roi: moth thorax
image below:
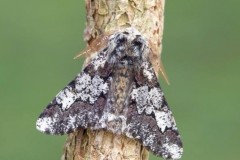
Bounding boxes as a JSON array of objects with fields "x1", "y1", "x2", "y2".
[{"x1": 110, "y1": 67, "x2": 134, "y2": 114}]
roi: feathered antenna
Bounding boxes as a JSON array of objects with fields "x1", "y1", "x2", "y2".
[
  {"x1": 74, "y1": 34, "x2": 110, "y2": 59},
  {"x1": 158, "y1": 59, "x2": 170, "y2": 85}
]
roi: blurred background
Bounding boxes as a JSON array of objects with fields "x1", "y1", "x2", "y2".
[{"x1": 0, "y1": 0, "x2": 239, "y2": 159}]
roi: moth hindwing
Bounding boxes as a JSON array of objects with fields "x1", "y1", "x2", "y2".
[{"x1": 36, "y1": 27, "x2": 183, "y2": 159}]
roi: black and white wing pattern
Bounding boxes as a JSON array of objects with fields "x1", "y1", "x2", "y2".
[
  {"x1": 125, "y1": 61, "x2": 183, "y2": 159},
  {"x1": 36, "y1": 27, "x2": 183, "y2": 159},
  {"x1": 36, "y1": 49, "x2": 113, "y2": 135}
]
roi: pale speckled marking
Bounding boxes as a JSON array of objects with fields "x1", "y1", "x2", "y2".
[
  {"x1": 131, "y1": 86, "x2": 148, "y2": 113},
  {"x1": 91, "y1": 51, "x2": 108, "y2": 71},
  {"x1": 75, "y1": 73, "x2": 109, "y2": 104},
  {"x1": 36, "y1": 114, "x2": 58, "y2": 134},
  {"x1": 162, "y1": 105, "x2": 178, "y2": 131},
  {"x1": 99, "y1": 112, "x2": 128, "y2": 134},
  {"x1": 68, "y1": 115, "x2": 77, "y2": 130},
  {"x1": 147, "y1": 87, "x2": 164, "y2": 109},
  {"x1": 131, "y1": 86, "x2": 175, "y2": 133},
  {"x1": 56, "y1": 86, "x2": 76, "y2": 111},
  {"x1": 143, "y1": 134, "x2": 156, "y2": 146},
  {"x1": 142, "y1": 61, "x2": 155, "y2": 80},
  {"x1": 154, "y1": 110, "x2": 174, "y2": 132},
  {"x1": 162, "y1": 143, "x2": 183, "y2": 160},
  {"x1": 131, "y1": 86, "x2": 164, "y2": 114}
]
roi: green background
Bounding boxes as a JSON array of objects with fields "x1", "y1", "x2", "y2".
[{"x1": 1, "y1": 0, "x2": 239, "y2": 159}]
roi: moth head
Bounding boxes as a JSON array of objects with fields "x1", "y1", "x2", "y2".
[
  {"x1": 107, "y1": 28, "x2": 150, "y2": 66},
  {"x1": 123, "y1": 28, "x2": 150, "y2": 61}
]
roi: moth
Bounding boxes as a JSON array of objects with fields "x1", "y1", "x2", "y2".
[{"x1": 36, "y1": 28, "x2": 183, "y2": 159}]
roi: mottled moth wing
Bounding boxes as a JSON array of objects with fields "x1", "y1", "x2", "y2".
[
  {"x1": 36, "y1": 49, "x2": 112, "y2": 135},
  {"x1": 125, "y1": 61, "x2": 183, "y2": 159}
]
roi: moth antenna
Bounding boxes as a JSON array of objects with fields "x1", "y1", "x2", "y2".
[
  {"x1": 74, "y1": 33, "x2": 111, "y2": 60},
  {"x1": 158, "y1": 59, "x2": 170, "y2": 85},
  {"x1": 74, "y1": 50, "x2": 88, "y2": 59}
]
